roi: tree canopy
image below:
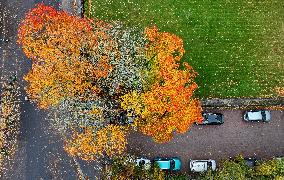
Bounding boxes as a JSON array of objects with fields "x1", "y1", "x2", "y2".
[{"x1": 18, "y1": 4, "x2": 202, "y2": 160}]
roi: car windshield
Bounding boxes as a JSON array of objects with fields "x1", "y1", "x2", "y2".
[
  {"x1": 261, "y1": 111, "x2": 266, "y2": 120},
  {"x1": 208, "y1": 115, "x2": 218, "y2": 122},
  {"x1": 139, "y1": 160, "x2": 145, "y2": 166},
  {"x1": 207, "y1": 162, "x2": 212, "y2": 168},
  {"x1": 170, "y1": 160, "x2": 175, "y2": 169}
]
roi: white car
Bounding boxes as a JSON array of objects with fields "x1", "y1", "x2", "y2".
[
  {"x1": 189, "y1": 160, "x2": 217, "y2": 172},
  {"x1": 136, "y1": 158, "x2": 151, "y2": 170},
  {"x1": 243, "y1": 110, "x2": 271, "y2": 122}
]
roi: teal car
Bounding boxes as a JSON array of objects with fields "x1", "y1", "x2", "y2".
[{"x1": 154, "y1": 157, "x2": 181, "y2": 171}]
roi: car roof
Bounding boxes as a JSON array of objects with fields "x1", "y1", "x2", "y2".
[
  {"x1": 207, "y1": 114, "x2": 219, "y2": 122},
  {"x1": 204, "y1": 113, "x2": 222, "y2": 123},
  {"x1": 247, "y1": 111, "x2": 262, "y2": 120},
  {"x1": 191, "y1": 161, "x2": 207, "y2": 171},
  {"x1": 244, "y1": 158, "x2": 256, "y2": 167},
  {"x1": 156, "y1": 160, "x2": 170, "y2": 169}
]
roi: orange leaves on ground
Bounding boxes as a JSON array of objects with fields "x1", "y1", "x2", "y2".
[
  {"x1": 136, "y1": 26, "x2": 203, "y2": 143},
  {"x1": 64, "y1": 125, "x2": 127, "y2": 161}
]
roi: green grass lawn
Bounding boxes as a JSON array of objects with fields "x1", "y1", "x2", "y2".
[{"x1": 85, "y1": 0, "x2": 284, "y2": 98}]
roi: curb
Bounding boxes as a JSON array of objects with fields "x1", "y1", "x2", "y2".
[{"x1": 202, "y1": 98, "x2": 284, "y2": 109}]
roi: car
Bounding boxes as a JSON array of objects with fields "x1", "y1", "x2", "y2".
[
  {"x1": 243, "y1": 110, "x2": 271, "y2": 122},
  {"x1": 154, "y1": 157, "x2": 181, "y2": 171},
  {"x1": 136, "y1": 157, "x2": 151, "y2": 170},
  {"x1": 244, "y1": 157, "x2": 257, "y2": 167},
  {"x1": 189, "y1": 160, "x2": 217, "y2": 172},
  {"x1": 197, "y1": 112, "x2": 224, "y2": 125}
]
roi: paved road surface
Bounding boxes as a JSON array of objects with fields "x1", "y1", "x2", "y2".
[
  {"x1": 127, "y1": 110, "x2": 284, "y2": 172},
  {"x1": 1, "y1": 0, "x2": 81, "y2": 179}
]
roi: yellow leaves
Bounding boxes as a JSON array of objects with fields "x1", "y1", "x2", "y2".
[
  {"x1": 134, "y1": 26, "x2": 203, "y2": 143},
  {"x1": 24, "y1": 58, "x2": 106, "y2": 108},
  {"x1": 275, "y1": 87, "x2": 284, "y2": 97},
  {"x1": 18, "y1": 4, "x2": 115, "y2": 109},
  {"x1": 64, "y1": 125, "x2": 127, "y2": 160},
  {"x1": 120, "y1": 91, "x2": 143, "y2": 116},
  {"x1": 88, "y1": 106, "x2": 103, "y2": 115}
]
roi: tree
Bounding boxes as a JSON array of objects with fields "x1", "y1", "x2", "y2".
[
  {"x1": 102, "y1": 154, "x2": 165, "y2": 180},
  {"x1": 200, "y1": 155, "x2": 253, "y2": 180},
  {"x1": 254, "y1": 158, "x2": 284, "y2": 179},
  {"x1": 19, "y1": 4, "x2": 202, "y2": 160},
  {"x1": 120, "y1": 26, "x2": 203, "y2": 142},
  {"x1": 18, "y1": 4, "x2": 114, "y2": 108}
]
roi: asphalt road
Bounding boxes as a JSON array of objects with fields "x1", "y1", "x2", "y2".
[
  {"x1": 127, "y1": 110, "x2": 284, "y2": 172},
  {"x1": 0, "y1": 0, "x2": 79, "y2": 179}
]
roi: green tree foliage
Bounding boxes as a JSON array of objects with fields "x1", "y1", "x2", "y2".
[
  {"x1": 200, "y1": 156, "x2": 284, "y2": 180},
  {"x1": 254, "y1": 158, "x2": 284, "y2": 179}
]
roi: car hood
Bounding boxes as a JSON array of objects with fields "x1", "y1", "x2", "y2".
[
  {"x1": 173, "y1": 158, "x2": 181, "y2": 170},
  {"x1": 265, "y1": 111, "x2": 271, "y2": 120}
]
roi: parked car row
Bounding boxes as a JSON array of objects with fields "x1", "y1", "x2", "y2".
[
  {"x1": 136, "y1": 157, "x2": 216, "y2": 172},
  {"x1": 198, "y1": 110, "x2": 272, "y2": 125},
  {"x1": 136, "y1": 156, "x2": 283, "y2": 172}
]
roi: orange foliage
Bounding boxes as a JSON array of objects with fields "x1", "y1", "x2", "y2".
[
  {"x1": 137, "y1": 26, "x2": 203, "y2": 143},
  {"x1": 64, "y1": 125, "x2": 127, "y2": 160},
  {"x1": 18, "y1": 4, "x2": 114, "y2": 108},
  {"x1": 18, "y1": 4, "x2": 94, "y2": 61}
]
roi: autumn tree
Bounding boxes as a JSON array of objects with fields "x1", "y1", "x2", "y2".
[
  {"x1": 18, "y1": 4, "x2": 114, "y2": 108},
  {"x1": 19, "y1": 4, "x2": 202, "y2": 160},
  {"x1": 120, "y1": 26, "x2": 203, "y2": 142}
]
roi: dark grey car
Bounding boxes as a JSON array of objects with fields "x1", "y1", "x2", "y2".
[{"x1": 197, "y1": 113, "x2": 224, "y2": 125}]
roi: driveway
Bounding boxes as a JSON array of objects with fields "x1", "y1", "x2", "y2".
[{"x1": 127, "y1": 110, "x2": 284, "y2": 172}]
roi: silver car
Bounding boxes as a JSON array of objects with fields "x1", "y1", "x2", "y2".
[
  {"x1": 136, "y1": 157, "x2": 151, "y2": 170},
  {"x1": 243, "y1": 110, "x2": 271, "y2": 122},
  {"x1": 189, "y1": 159, "x2": 217, "y2": 172}
]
